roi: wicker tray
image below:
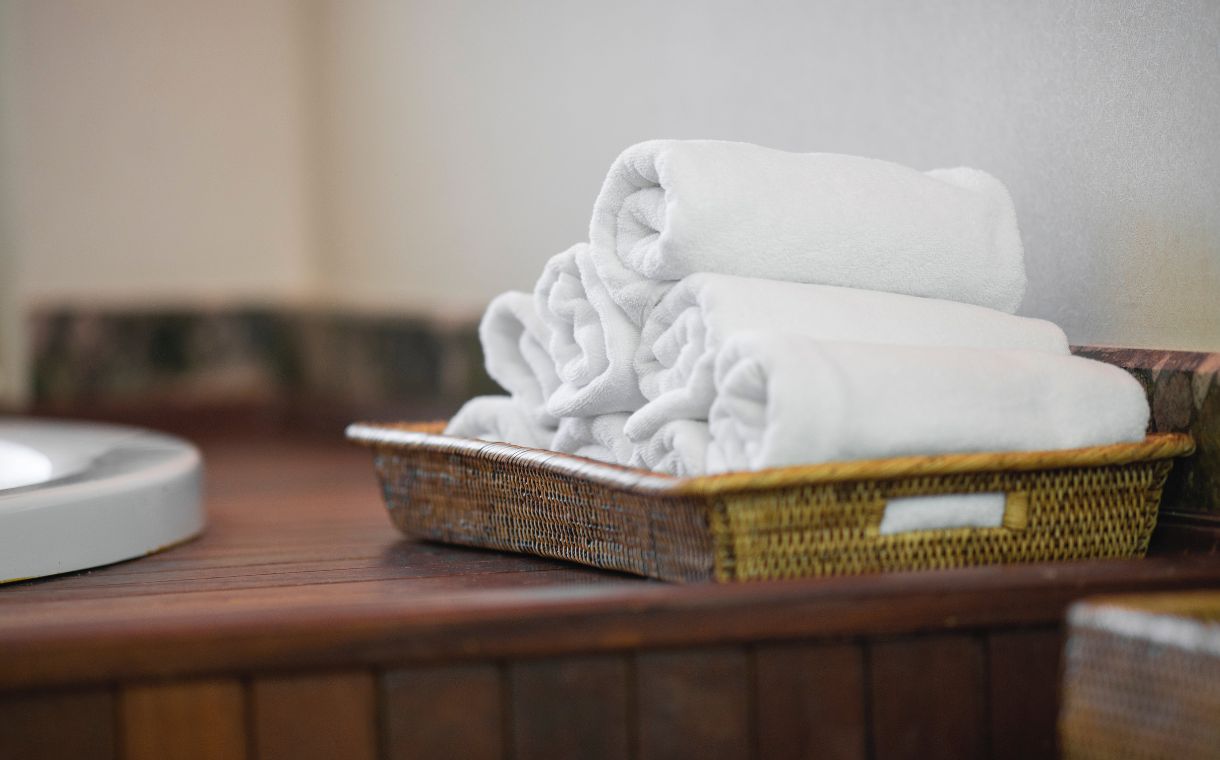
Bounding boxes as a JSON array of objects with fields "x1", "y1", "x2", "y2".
[
  {"x1": 1060, "y1": 590, "x2": 1220, "y2": 760},
  {"x1": 347, "y1": 422, "x2": 1193, "y2": 583}
]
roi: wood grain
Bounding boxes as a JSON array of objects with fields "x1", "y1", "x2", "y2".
[
  {"x1": 381, "y1": 663, "x2": 503, "y2": 760},
  {"x1": 251, "y1": 671, "x2": 377, "y2": 760},
  {"x1": 120, "y1": 679, "x2": 247, "y2": 760},
  {"x1": 2, "y1": 433, "x2": 1218, "y2": 692},
  {"x1": 0, "y1": 687, "x2": 116, "y2": 760},
  {"x1": 755, "y1": 641, "x2": 868, "y2": 760},
  {"x1": 869, "y1": 634, "x2": 987, "y2": 760},
  {"x1": 987, "y1": 628, "x2": 1063, "y2": 760},
  {"x1": 635, "y1": 648, "x2": 752, "y2": 760},
  {"x1": 0, "y1": 428, "x2": 1217, "y2": 759},
  {"x1": 509, "y1": 655, "x2": 631, "y2": 760}
]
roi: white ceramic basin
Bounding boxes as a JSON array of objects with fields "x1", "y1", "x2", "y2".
[{"x1": 0, "y1": 419, "x2": 204, "y2": 583}]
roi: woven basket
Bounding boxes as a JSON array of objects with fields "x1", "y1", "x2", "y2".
[
  {"x1": 1060, "y1": 591, "x2": 1220, "y2": 760},
  {"x1": 347, "y1": 423, "x2": 1192, "y2": 583}
]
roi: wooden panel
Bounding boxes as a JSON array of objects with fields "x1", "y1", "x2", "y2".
[
  {"x1": 509, "y1": 655, "x2": 630, "y2": 760},
  {"x1": 381, "y1": 663, "x2": 502, "y2": 760},
  {"x1": 869, "y1": 634, "x2": 987, "y2": 760},
  {"x1": 755, "y1": 641, "x2": 867, "y2": 760},
  {"x1": 120, "y1": 679, "x2": 246, "y2": 760},
  {"x1": 251, "y1": 671, "x2": 377, "y2": 760},
  {"x1": 635, "y1": 648, "x2": 751, "y2": 760},
  {"x1": 0, "y1": 687, "x2": 116, "y2": 760},
  {"x1": 988, "y1": 628, "x2": 1063, "y2": 760},
  {"x1": 9, "y1": 555, "x2": 1220, "y2": 692}
]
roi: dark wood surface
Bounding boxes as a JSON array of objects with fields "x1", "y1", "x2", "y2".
[
  {"x1": 382, "y1": 663, "x2": 503, "y2": 760},
  {"x1": 120, "y1": 679, "x2": 248, "y2": 760},
  {"x1": 755, "y1": 641, "x2": 868, "y2": 760},
  {"x1": 869, "y1": 634, "x2": 987, "y2": 759},
  {"x1": 1, "y1": 425, "x2": 1218, "y2": 759},
  {"x1": 251, "y1": 671, "x2": 379, "y2": 760}
]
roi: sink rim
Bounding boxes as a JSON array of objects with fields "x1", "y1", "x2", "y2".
[{"x1": 0, "y1": 417, "x2": 205, "y2": 583}]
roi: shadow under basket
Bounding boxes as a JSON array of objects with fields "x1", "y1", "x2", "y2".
[{"x1": 347, "y1": 422, "x2": 1194, "y2": 583}]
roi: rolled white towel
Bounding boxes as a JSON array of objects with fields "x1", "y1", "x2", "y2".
[
  {"x1": 707, "y1": 334, "x2": 1149, "y2": 473},
  {"x1": 551, "y1": 413, "x2": 633, "y2": 465},
  {"x1": 627, "y1": 419, "x2": 710, "y2": 477},
  {"x1": 444, "y1": 395, "x2": 555, "y2": 449},
  {"x1": 590, "y1": 140, "x2": 1026, "y2": 317},
  {"x1": 626, "y1": 274, "x2": 1068, "y2": 440},
  {"x1": 480, "y1": 291, "x2": 560, "y2": 426},
  {"x1": 534, "y1": 243, "x2": 646, "y2": 416}
]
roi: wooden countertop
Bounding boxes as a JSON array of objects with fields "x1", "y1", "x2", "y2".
[
  {"x1": 3, "y1": 429, "x2": 1219, "y2": 692},
  {"x1": 2, "y1": 426, "x2": 1219, "y2": 760}
]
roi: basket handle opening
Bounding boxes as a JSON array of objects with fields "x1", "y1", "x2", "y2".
[{"x1": 877, "y1": 491, "x2": 1029, "y2": 536}]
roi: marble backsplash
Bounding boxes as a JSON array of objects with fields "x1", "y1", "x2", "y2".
[
  {"x1": 1073, "y1": 346, "x2": 1219, "y2": 517},
  {"x1": 20, "y1": 308, "x2": 1219, "y2": 515},
  {"x1": 27, "y1": 308, "x2": 497, "y2": 420}
]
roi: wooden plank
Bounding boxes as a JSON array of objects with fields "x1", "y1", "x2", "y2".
[
  {"x1": 869, "y1": 634, "x2": 987, "y2": 760},
  {"x1": 0, "y1": 687, "x2": 115, "y2": 760},
  {"x1": 6, "y1": 554, "x2": 1220, "y2": 691},
  {"x1": 120, "y1": 678, "x2": 247, "y2": 760},
  {"x1": 381, "y1": 663, "x2": 502, "y2": 760},
  {"x1": 635, "y1": 648, "x2": 751, "y2": 760},
  {"x1": 508, "y1": 655, "x2": 630, "y2": 760},
  {"x1": 251, "y1": 671, "x2": 377, "y2": 760},
  {"x1": 987, "y1": 628, "x2": 1063, "y2": 760},
  {"x1": 4, "y1": 433, "x2": 1220, "y2": 693},
  {"x1": 755, "y1": 641, "x2": 867, "y2": 760}
]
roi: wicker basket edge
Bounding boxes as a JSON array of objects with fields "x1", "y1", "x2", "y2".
[{"x1": 346, "y1": 422, "x2": 1194, "y2": 497}]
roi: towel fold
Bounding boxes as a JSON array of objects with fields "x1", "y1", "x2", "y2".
[
  {"x1": 534, "y1": 243, "x2": 646, "y2": 416},
  {"x1": 627, "y1": 419, "x2": 710, "y2": 477},
  {"x1": 551, "y1": 413, "x2": 633, "y2": 464},
  {"x1": 480, "y1": 291, "x2": 560, "y2": 425},
  {"x1": 590, "y1": 140, "x2": 1026, "y2": 317},
  {"x1": 444, "y1": 395, "x2": 555, "y2": 449},
  {"x1": 626, "y1": 274, "x2": 1069, "y2": 440},
  {"x1": 707, "y1": 334, "x2": 1149, "y2": 473}
]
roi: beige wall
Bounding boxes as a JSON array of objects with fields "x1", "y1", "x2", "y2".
[
  {"x1": 3, "y1": 0, "x2": 1218, "y2": 380},
  {"x1": 1, "y1": 0, "x2": 318, "y2": 306}
]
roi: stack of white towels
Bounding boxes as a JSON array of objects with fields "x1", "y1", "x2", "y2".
[{"x1": 448, "y1": 140, "x2": 1149, "y2": 476}]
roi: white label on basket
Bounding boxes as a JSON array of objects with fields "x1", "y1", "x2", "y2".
[{"x1": 879, "y1": 492, "x2": 1006, "y2": 535}]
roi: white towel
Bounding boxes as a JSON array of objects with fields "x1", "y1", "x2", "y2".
[
  {"x1": 551, "y1": 413, "x2": 633, "y2": 465},
  {"x1": 707, "y1": 334, "x2": 1149, "y2": 473},
  {"x1": 444, "y1": 395, "x2": 555, "y2": 449},
  {"x1": 626, "y1": 274, "x2": 1068, "y2": 441},
  {"x1": 534, "y1": 243, "x2": 646, "y2": 416},
  {"x1": 479, "y1": 291, "x2": 560, "y2": 425},
  {"x1": 627, "y1": 420, "x2": 710, "y2": 477},
  {"x1": 590, "y1": 140, "x2": 1026, "y2": 317}
]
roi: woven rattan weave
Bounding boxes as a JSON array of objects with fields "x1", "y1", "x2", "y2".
[
  {"x1": 347, "y1": 423, "x2": 1193, "y2": 583},
  {"x1": 1061, "y1": 591, "x2": 1220, "y2": 760}
]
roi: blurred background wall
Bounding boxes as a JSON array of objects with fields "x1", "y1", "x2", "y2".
[{"x1": 2, "y1": 0, "x2": 1218, "y2": 409}]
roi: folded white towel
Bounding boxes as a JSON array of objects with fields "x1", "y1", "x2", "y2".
[
  {"x1": 707, "y1": 334, "x2": 1149, "y2": 473},
  {"x1": 480, "y1": 291, "x2": 560, "y2": 425},
  {"x1": 627, "y1": 419, "x2": 710, "y2": 477},
  {"x1": 534, "y1": 244, "x2": 646, "y2": 416},
  {"x1": 626, "y1": 274, "x2": 1069, "y2": 440},
  {"x1": 444, "y1": 395, "x2": 555, "y2": 449},
  {"x1": 551, "y1": 413, "x2": 633, "y2": 465},
  {"x1": 590, "y1": 140, "x2": 1026, "y2": 316}
]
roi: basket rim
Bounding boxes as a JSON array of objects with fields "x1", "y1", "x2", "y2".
[
  {"x1": 345, "y1": 421, "x2": 1194, "y2": 497},
  {"x1": 1069, "y1": 592, "x2": 1220, "y2": 656}
]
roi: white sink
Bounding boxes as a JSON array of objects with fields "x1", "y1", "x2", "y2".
[
  {"x1": 0, "y1": 439, "x2": 54, "y2": 490},
  {"x1": 0, "y1": 419, "x2": 204, "y2": 583}
]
